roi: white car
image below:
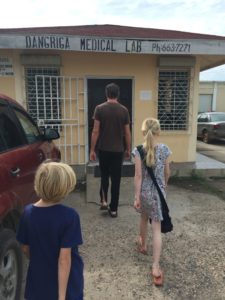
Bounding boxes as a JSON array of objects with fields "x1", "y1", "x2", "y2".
[{"x1": 197, "y1": 112, "x2": 225, "y2": 143}]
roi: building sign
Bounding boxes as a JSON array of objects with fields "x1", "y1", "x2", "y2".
[
  {"x1": 0, "y1": 34, "x2": 225, "y2": 55},
  {"x1": 26, "y1": 36, "x2": 70, "y2": 50},
  {"x1": 0, "y1": 57, "x2": 14, "y2": 76},
  {"x1": 79, "y1": 38, "x2": 192, "y2": 54}
]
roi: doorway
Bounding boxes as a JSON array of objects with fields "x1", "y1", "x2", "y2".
[{"x1": 87, "y1": 78, "x2": 133, "y2": 155}]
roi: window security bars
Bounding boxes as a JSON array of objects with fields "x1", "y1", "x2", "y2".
[
  {"x1": 25, "y1": 67, "x2": 60, "y2": 126},
  {"x1": 24, "y1": 68, "x2": 86, "y2": 165},
  {"x1": 157, "y1": 70, "x2": 190, "y2": 130}
]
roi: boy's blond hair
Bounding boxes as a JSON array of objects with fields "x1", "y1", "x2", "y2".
[{"x1": 34, "y1": 161, "x2": 76, "y2": 203}]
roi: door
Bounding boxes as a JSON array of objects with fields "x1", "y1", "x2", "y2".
[
  {"x1": 199, "y1": 94, "x2": 212, "y2": 113},
  {"x1": 87, "y1": 78, "x2": 132, "y2": 155}
]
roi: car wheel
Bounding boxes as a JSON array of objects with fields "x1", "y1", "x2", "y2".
[
  {"x1": 0, "y1": 229, "x2": 23, "y2": 300},
  {"x1": 202, "y1": 130, "x2": 209, "y2": 143}
]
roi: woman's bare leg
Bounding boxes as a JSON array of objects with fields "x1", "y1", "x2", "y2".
[
  {"x1": 139, "y1": 213, "x2": 149, "y2": 250},
  {"x1": 151, "y1": 220, "x2": 162, "y2": 276}
]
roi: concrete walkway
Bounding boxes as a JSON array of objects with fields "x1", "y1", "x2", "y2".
[
  {"x1": 195, "y1": 152, "x2": 225, "y2": 169},
  {"x1": 171, "y1": 152, "x2": 225, "y2": 177}
]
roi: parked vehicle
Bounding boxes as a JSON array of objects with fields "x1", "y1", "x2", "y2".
[
  {"x1": 197, "y1": 112, "x2": 225, "y2": 143},
  {"x1": 0, "y1": 94, "x2": 61, "y2": 300}
]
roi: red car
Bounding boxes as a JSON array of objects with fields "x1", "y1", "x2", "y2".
[{"x1": 0, "y1": 94, "x2": 61, "y2": 299}]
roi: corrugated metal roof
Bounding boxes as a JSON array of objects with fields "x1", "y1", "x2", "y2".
[{"x1": 0, "y1": 24, "x2": 225, "y2": 40}]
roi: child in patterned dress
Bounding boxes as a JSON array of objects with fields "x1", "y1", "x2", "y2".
[{"x1": 132, "y1": 117, "x2": 171, "y2": 286}]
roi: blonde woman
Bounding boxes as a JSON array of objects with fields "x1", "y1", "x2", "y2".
[
  {"x1": 17, "y1": 161, "x2": 84, "y2": 300},
  {"x1": 132, "y1": 118, "x2": 171, "y2": 286}
]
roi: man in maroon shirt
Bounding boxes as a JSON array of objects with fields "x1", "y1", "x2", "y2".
[{"x1": 90, "y1": 83, "x2": 131, "y2": 217}]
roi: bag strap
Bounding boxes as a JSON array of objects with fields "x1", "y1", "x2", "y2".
[
  {"x1": 146, "y1": 165, "x2": 169, "y2": 213},
  {"x1": 136, "y1": 145, "x2": 169, "y2": 212},
  {"x1": 136, "y1": 145, "x2": 145, "y2": 160}
]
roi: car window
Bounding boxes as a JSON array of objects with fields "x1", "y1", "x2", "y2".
[
  {"x1": 0, "y1": 103, "x2": 23, "y2": 152},
  {"x1": 14, "y1": 109, "x2": 42, "y2": 144},
  {"x1": 210, "y1": 114, "x2": 225, "y2": 122},
  {"x1": 0, "y1": 134, "x2": 7, "y2": 152},
  {"x1": 198, "y1": 114, "x2": 208, "y2": 122},
  {"x1": 197, "y1": 114, "x2": 202, "y2": 121}
]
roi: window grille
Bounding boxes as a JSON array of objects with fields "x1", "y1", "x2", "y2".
[
  {"x1": 25, "y1": 67, "x2": 61, "y2": 128},
  {"x1": 157, "y1": 70, "x2": 190, "y2": 130},
  {"x1": 24, "y1": 70, "x2": 86, "y2": 164}
]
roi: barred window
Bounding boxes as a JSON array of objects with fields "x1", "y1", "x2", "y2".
[
  {"x1": 25, "y1": 67, "x2": 61, "y2": 127},
  {"x1": 157, "y1": 70, "x2": 190, "y2": 130}
]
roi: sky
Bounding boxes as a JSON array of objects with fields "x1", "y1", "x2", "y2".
[{"x1": 1, "y1": 0, "x2": 225, "y2": 81}]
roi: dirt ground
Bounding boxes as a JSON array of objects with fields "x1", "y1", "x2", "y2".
[
  {"x1": 21, "y1": 177, "x2": 225, "y2": 300},
  {"x1": 169, "y1": 176, "x2": 225, "y2": 200}
]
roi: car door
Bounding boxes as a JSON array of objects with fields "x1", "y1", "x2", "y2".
[
  {"x1": 197, "y1": 113, "x2": 204, "y2": 136},
  {"x1": 0, "y1": 100, "x2": 35, "y2": 216},
  {"x1": 217, "y1": 122, "x2": 225, "y2": 138},
  {"x1": 214, "y1": 114, "x2": 225, "y2": 139},
  {"x1": 10, "y1": 105, "x2": 53, "y2": 206}
]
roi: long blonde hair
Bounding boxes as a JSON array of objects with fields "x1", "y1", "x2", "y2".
[
  {"x1": 34, "y1": 161, "x2": 76, "y2": 203},
  {"x1": 141, "y1": 118, "x2": 160, "y2": 166}
]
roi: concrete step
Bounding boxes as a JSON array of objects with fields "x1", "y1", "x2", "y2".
[{"x1": 86, "y1": 161, "x2": 135, "y2": 177}]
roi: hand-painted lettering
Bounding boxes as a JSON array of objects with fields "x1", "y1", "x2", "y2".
[
  {"x1": 126, "y1": 40, "x2": 142, "y2": 52},
  {"x1": 80, "y1": 38, "x2": 116, "y2": 52},
  {"x1": 25, "y1": 36, "x2": 70, "y2": 49},
  {"x1": 152, "y1": 42, "x2": 191, "y2": 53}
]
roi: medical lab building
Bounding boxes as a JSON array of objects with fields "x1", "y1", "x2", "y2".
[{"x1": 1, "y1": 24, "x2": 225, "y2": 177}]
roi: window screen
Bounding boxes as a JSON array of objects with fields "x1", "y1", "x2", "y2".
[{"x1": 157, "y1": 70, "x2": 190, "y2": 130}]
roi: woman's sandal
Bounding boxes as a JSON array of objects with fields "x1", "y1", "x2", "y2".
[
  {"x1": 136, "y1": 236, "x2": 148, "y2": 255},
  {"x1": 151, "y1": 269, "x2": 164, "y2": 286}
]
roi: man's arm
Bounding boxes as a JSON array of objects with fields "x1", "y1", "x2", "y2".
[
  {"x1": 124, "y1": 124, "x2": 131, "y2": 159},
  {"x1": 58, "y1": 248, "x2": 71, "y2": 300},
  {"x1": 90, "y1": 119, "x2": 100, "y2": 161}
]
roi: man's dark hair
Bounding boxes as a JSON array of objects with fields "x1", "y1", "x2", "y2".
[{"x1": 105, "y1": 83, "x2": 120, "y2": 99}]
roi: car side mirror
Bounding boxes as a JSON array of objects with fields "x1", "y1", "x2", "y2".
[{"x1": 43, "y1": 128, "x2": 60, "y2": 140}]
